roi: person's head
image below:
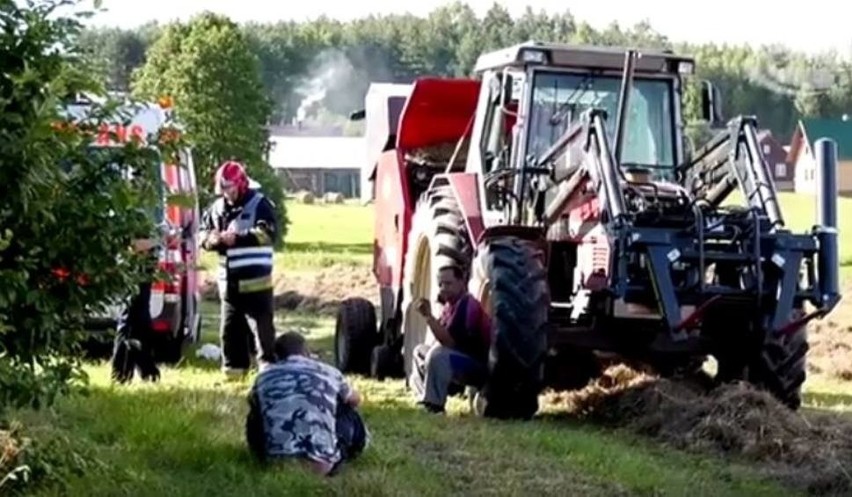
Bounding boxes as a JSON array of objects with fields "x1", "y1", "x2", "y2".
[
  {"x1": 437, "y1": 265, "x2": 466, "y2": 304},
  {"x1": 274, "y1": 332, "x2": 307, "y2": 361},
  {"x1": 214, "y1": 160, "x2": 249, "y2": 204}
]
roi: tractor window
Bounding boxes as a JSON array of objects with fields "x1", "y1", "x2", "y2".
[{"x1": 527, "y1": 71, "x2": 676, "y2": 177}]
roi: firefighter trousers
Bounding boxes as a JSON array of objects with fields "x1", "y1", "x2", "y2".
[
  {"x1": 220, "y1": 288, "x2": 277, "y2": 370},
  {"x1": 111, "y1": 280, "x2": 160, "y2": 383}
]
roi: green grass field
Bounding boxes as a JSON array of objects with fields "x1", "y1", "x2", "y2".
[{"x1": 5, "y1": 193, "x2": 852, "y2": 497}]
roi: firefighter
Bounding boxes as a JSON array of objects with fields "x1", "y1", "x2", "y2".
[
  {"x1": 110, "y1": 236, "x2": 162, "y2": 384},
  {"x1": 200, "y1": 160, "x2": 278, "y2": 378}
]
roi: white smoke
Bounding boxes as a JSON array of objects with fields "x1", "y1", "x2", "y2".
[
  {"x1": 747, "y1": 48, "x2": 841, "y2": 96},
  {"x1": 294, "y1": 50, "x2": 357, "y2": 125}
]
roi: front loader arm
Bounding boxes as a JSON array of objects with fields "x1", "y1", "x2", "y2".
[
  {"x1": 678, "y1": 116, "x2": 784, "y2": 228},
  {"x1": 540, "y1": 109, "x2": 628, "y2": 227}
]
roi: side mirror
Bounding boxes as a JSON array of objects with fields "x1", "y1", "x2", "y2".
[{"x1": 700, "y1": 81, "x2": 723, "y2": 126}]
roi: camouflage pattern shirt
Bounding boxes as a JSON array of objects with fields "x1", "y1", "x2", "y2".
[{"x1": 251, "y1": 355, "x2": 353, "y2": 466}]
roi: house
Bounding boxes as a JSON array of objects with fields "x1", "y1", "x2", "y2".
[
  {"x1": 267, "y1": 135, "x2": 365, "y2": 198},
  {"x1": 787, "y1": 117, "x2": 852, "y2": 195},
  {"x1": 757, "y1": 130, "x2": 794, "y2": 191}
]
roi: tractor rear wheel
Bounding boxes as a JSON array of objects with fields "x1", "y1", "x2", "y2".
[
  {"x1": 335, "y1": 297, "x2": 378, "y2": 375},
  {"x1": 470, "y1": 236, "x2": 549, "y2": 420},
  {"x1": 400, "y1": 186, "x2": 472, "y2": 379}
]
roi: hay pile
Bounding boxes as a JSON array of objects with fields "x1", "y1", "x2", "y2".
[
  {"x1": 323, "y1": 192, "x2": 344, "y2": 204},
  {"x1": 546, "y1": 365, "x2": 852, "y2": 496},
  {"x1": 294, "y1": 190, "x2": 315, "y2": 204}
]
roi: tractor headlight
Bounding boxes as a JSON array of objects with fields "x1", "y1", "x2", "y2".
[{"x1": 677, "y1": 61, "x2": 694, "y2": 75}]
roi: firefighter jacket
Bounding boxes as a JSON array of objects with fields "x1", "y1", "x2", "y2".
[{"x1": 200, "y1": 189, "x2": 277, "y2": 298}]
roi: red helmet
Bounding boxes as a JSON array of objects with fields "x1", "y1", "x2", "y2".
[{"x1": 214, "y1": 160, "x2": 249, "y2": 196}]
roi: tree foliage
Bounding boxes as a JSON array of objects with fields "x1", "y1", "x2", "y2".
[
  {"x1": 82, "y1": 3, "x2": 852, "y2": 141},
  {"x1": 0, "y1": 0, "x2": 169, "y2": 412},
  {"x1": 131, "y1": 13, "x2": 288, "y2": 243}
]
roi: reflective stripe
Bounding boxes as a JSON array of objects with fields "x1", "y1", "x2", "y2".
[
  {"x1": 227, "y1": 246, "x2": 273, "y2": 257},
  {"x1": 229, "y1": 257, "x2": 273, "y2": 269}
]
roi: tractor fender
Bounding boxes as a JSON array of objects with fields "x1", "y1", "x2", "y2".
[{"x1": 428, "y1": 172, "x2": 484, "y2": 247}]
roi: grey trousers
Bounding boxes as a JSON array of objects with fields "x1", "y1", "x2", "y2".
[{"x1": 410, "y1": 343, "x2": 487, "y2": 408}]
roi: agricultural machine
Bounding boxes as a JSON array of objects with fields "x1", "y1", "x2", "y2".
[{"x1": 335, "y1": 41, "x2": 841, "y2": 420}]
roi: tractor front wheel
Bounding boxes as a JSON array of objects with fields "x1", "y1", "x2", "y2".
[
  {"x1": 470, "y1": 236, "x2": 549, "y2": 420},
  {"x1": 748, "y1": 324, "x2": 808, "y2": 410}
]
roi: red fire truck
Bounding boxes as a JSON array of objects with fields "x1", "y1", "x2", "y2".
[{"x1": 65, "y1": 95, "x2": 202, "y2": 363}]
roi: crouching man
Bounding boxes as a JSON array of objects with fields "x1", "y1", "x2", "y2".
[
  {"x1": 410, "y1": 266, "x2": 492, "y2": 414},
  {"x1": 245, "y1": 332, "x2": 369, "y2": 476}
]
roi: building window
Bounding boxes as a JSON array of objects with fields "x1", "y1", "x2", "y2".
[
  {"x1": 763, "y1": 144, "x2": 771, "y2": 155},
  {"x1": 775, "y1": 163, "x2": 787, "y2": 178}
]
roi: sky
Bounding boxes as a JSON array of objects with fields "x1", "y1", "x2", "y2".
[{"x1": 82, "y1": 0, "x2": 851, "y2": 57}]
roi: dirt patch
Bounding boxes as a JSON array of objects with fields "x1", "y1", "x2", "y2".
[
  {"x1": 200, "y1": 264, "x2": 377, "y2": 314},
  {"x1": 808, "y1": 285, "x2": 852, "y2": 380},
  {"x1": 544, "y1": 365, "x2": 852, "y2": 496}
]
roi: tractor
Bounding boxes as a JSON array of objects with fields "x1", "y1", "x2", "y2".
[{"x1": 335, "y1": 41, "x2": 841, "y2": 420}]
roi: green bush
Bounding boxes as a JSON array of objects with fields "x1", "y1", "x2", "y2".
[{"x1": 0, "y1": 0, "x2": 175, "y2": 412}]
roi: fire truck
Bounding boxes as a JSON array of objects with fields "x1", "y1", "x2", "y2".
[{"x1": 64, "y1": 95, "x2": 202, "y2": 363}]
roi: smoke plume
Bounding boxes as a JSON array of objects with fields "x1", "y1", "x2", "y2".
[{"x1": 294, "y1": 50, "x2": 358, "y2": 124}]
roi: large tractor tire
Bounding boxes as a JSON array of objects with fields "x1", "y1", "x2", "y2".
[
  {"x1": 710, "y1": 307, "x2": 808, "y2": 410},
  {"x1": 335, "y1": 297, "x2": 379, "y2": 375},
  {"x1": 747, "y1": 324, "x2": 808, "y2": 410},
  {"x1": 469, "y1": 236, "x2": 549, "y2": 420},
  {"x1": 399, "y1": 186, "x2": 472, "y2": 380}
]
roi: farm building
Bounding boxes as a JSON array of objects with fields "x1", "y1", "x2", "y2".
[
  {"x1": 757, "y1": 130, "x2": 794, "y2": 191},
  {"x1": 787, "y1": 117, "x2": 852, "y2": 195},
  {"x1": 267, "y1": 136, "x2": 366, "y2": 199}
]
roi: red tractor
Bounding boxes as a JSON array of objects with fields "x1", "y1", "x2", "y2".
[{"x1": 336, "y1": 41, "x2": 841, "y2": 420}]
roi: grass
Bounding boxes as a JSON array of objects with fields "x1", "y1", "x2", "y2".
[
  {"x1": 6, "y1": 191, "x2": 852, "y2": 496},
  {"x1": 10, "y1": 309, "x2": 797, "y2": 497},
  {"x1": 199, "y1": 201, "x2": 373, "y2": 272}
]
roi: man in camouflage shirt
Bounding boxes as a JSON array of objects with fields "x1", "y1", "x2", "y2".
[{"x1": 245, "y1": 332, "x2": 369, "y2": 475}]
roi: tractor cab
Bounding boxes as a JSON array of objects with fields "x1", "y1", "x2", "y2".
[{"x1": 465, "y1": 42, "x2": 699, "y2": 225}]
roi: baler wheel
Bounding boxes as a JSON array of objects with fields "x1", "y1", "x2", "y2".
[{"x1": 334, "y1": 297, "x2": 378, "y2": 375}]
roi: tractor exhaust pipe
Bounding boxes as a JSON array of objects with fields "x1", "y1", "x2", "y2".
[
  {"x1": 613, "y1": 50, "x2": 636, "y2": 165},
  {"x1": 814, "y1": 138, "x2": 840, "y2": 310}
]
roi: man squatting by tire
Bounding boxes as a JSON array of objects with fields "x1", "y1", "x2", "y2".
[
  {"x1": 411, "y1": 266, "x2": 492, "y2": 413},
  {"x1": 200, "y1": 160, "x2": 278, "y2": 377}
]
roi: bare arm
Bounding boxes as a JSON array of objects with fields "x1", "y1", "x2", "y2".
[
  {"x1": 415, "y1": 298, "x2": 455, "y2": 348},
  {"x1": 424, "y1": 314, "x2": 455, "y2": 348},
  {"x1": 345, "y1": 388, "x2": 362, "y2": 408}
]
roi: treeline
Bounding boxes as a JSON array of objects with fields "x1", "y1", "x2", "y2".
[{"x1": 80, "y1": 2, "x2": 852, "y2": 140}]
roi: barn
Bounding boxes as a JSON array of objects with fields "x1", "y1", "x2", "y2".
[{"x1": 267, "y1": 135, "x2": 366, "y2": 199}]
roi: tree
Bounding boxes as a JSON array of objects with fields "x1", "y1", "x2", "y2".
[
  {"x1": 0, "y1": 0, "x2": 167, "y2": 412},
  {"x1": 131, "y1": 12, "x2": 289, "y2": 243}
]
